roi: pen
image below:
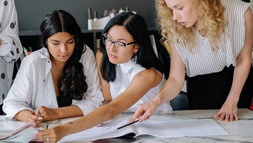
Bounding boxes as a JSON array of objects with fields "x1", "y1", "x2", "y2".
[
  {"x1": 35, "y1": 110, "x2": 43, "y2": 120},
  {"x1": 35, "y1": 110, "x2": 39, "y2": 116},
  {"x1": 117, "y1": 120, "x2": 139, "y2": 130}
]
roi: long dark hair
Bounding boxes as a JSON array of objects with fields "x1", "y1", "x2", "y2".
[
  {"x1": 40, "y1": 10, "x2": 87, "y2": 100},
  {"x1": 100, "y1": 12, "x2": 164, "y2": 82}
]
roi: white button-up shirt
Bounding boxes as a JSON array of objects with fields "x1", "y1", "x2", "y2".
[
  {"x1": 3, "y1": 47, "x2": 104, "y2": 118},
  {"x1": 109, "y1": 60, "x2": 172, "y2": 113},
  {"x1": 0, "y1": 0, "x2": 23, "y2": 104}
]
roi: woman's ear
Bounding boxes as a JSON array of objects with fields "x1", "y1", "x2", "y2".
[{"x1": 133, "y1": 44, "x2": 140, "y2": 54}]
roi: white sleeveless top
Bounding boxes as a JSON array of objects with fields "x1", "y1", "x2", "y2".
[
  {"x1": 174, "y1": 0, "x2": 251, "y2": 77},
  {"x1": 109, "y1": 60, "x2": 172, "y2": 113}
]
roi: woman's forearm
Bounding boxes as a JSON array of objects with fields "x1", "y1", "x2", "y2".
[
  {"x1": 54, "y1": 105, "x2": 83, "y2": 119},
  {"x1": 60, "y1": 103, "x2": 121, "y2": 136},
  {"x1": 228, "y1": 57, "x2": 251, "y2": 101},
  {"x1": 154, "y1": 77, "x2": 185, "y2": 106}
]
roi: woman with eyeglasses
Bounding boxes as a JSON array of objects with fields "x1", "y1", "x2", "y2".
[{"x1": 35, "y1": 12, "x2": 172, "y2": 142}]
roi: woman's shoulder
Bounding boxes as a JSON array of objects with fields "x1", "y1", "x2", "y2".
[
  {"x1": 79, "y1": 45, "x2": 97, "y2": 68},
  {"x1": 80, "y1": 45, "x2": 95, "y2": 60},
  {"x1": 131, "y1": 63, "x2": 162, "y2": 83},
  {"x1": 17, "y1": 48, "x2": 48, "y2": 75},
  {"x1": 222, "y1": 0, "x2": 250, "y2": 13},
  {"x1": 131, "y1": 68, "x2": 163, "y2": 89},
  {"x1": 95, "y1": 49, "x2": 103, "y2": 60},
  {"x1": 135, "y1": 68, "x2": 159, "y2": 78},
  {"x1": 21, "y1": 48, "x2": 49, "y2": 65}
]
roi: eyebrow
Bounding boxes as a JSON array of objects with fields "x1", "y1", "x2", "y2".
[
  {"x1": 173, "y1": 4, "x2": 180, "y2": 8},
  {"x1": 67, "y1": 37, "x2": 75, "y2": 41},
  {"x1": 170, "y1": 3, "x2": 182, "y2": 9},
  {"x1": 50, "y1": 37, "x2": 75, "y2": 42},
  {"x1": 106, "y1": 33, "x2": 128, "y2": 42}
]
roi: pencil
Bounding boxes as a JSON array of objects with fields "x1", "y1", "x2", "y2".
[{"x1": 117, "y1": 120, "x2": 139, "y2": 130}]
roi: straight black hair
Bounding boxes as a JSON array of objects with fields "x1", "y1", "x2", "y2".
[
  {"x1": 40, "y1": 10, "x2": 87, "y2": 100},
  {"x1": 100, "y1": 12, "x2": 164, "y2": 82}
]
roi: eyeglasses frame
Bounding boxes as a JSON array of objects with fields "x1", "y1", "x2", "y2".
[{"x1": 102, "y1": 34, "x2": 137, "y2": 48}]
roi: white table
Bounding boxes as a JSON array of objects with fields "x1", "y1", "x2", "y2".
[
  {"x1": 1, "y1": 109, "x2": 253, "y2": 143},
  {"x1": 135, "y1": 109, "x2": 253, "y2": 143}
]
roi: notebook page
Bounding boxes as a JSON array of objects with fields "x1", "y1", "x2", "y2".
[
  {"x1": 135, "y1": 119, "x2": 229, "y2": 138},
  {"x1": 59, "y1": 117, "x2": 136, "y2": 142}
]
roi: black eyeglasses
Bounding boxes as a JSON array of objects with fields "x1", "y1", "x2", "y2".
[{"x1": 102, "y1": 35, "x2": 137, "y2": 49}]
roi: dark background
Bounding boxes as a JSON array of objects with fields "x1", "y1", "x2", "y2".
[
  {"x1": 14, "y1": 0, "x2": 251, "y2": 52},
  {"x1": 14, "y1": 0, "x2": 157, "y2": 32}
]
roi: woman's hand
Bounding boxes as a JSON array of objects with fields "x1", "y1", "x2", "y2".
[
  {"x1": 35, "y1": 106, "x2": 59, "y2": 121},
  {"x1": 130, "y1": 100, "x2": 158, "y2": 122},
  {"x1": 14, "y1": 110, "x2": 42, "y2": 125},
  {"x1": 36, "y1": 124, "x2": 69, "y2": 143},
  {"x1": 213, "y1": 97, "x2": 238, "y2": 122}
]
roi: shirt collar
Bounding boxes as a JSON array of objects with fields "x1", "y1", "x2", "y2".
[
  {"x1": 36, "y1": 47, "x2": 50, "y2": 59},
  {"x1": 118, "y1": 59, "x2": 137, "y2": 73},
  {"x1": 36, "y1": 48, "x2": 52, "y2": 81}
]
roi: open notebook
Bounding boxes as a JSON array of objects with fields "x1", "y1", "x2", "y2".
[
  {"x1": 59, "y1": 115, "x2": 229, "y2": 142},
  {"x1": 0, "y1": 121, "x2": 37, "y2": 142}
]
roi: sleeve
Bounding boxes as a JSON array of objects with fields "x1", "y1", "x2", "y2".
[
  {"x1": 0, "y1": 0, "x2": 23, "y2": 62},
  {"x1": 130, "y1": 64, "x2": 146, "y2": 82},
  {"x1": 250, "y1": 0, "x2": 253, "y2": 12},
  {"x1": 232, "y1": 1, "x2": 251, "y2": 57},
  {"x1": 3, "y1": 56, "x2": 35, "y2": 119},
  {"x1": 72, "y1": 46, "x2": 104, "y2": 115}
]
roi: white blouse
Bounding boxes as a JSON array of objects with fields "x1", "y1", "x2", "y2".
[
  {"x1": 109, "y1": 60, "x2": 172, "y2": 113},
  {"x1": 3, "y1": 47, "x2": 104, "y2": 118},
  {"x1": 174, "y1": 0, "x2": 251, "y2": 77},
  {"x1": 0, "y1": 0, "x2": 22, "y2": 104}
]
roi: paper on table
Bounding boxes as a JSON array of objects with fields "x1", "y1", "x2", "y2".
[
  {"x1": 4, "y1": 127, "x2": 38, "y2": 142},
  {"x1": 0, "y1": 122, "x2": 38, "y2": 142},
  {"x1": 0, "y1": 119, "x2": 27, "y2": 138},
  {"x1": 59, "y1": 116, "x2": 229, "y2": 142}
]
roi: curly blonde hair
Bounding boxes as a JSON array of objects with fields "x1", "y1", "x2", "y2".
[{"x1": 156, "y1": 0, "x2": 228, "y2": 51}]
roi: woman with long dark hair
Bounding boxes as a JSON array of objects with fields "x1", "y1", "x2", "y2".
[
  {"x1": 3, "y1": 10, "x2": 103, "y2": 123},
  {"x1": 35, "y1": 12, "x2": 172, "y2": 142}
]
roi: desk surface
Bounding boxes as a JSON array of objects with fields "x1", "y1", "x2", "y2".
[
  {"x1": 134, "y1": 109, "x2": 253, "y2": 143},
  {"x1": 1, "y1": 109, "x2": 253, "y2": 143},
  {"x1": 61, "y1": 109, "x2": 253, "y2": 143}
]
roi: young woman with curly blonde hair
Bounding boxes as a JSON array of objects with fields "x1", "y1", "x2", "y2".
[{"x1": 132, "y1": 0, "x2": 253, "y2": 122}]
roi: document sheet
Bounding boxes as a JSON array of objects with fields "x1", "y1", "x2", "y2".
[
  {"x1": 59, "y1": 115, "x2": 229, "y2": 142},
  {"x1": 0, "y1": 120, "x2": 37, "y2": 142}
]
